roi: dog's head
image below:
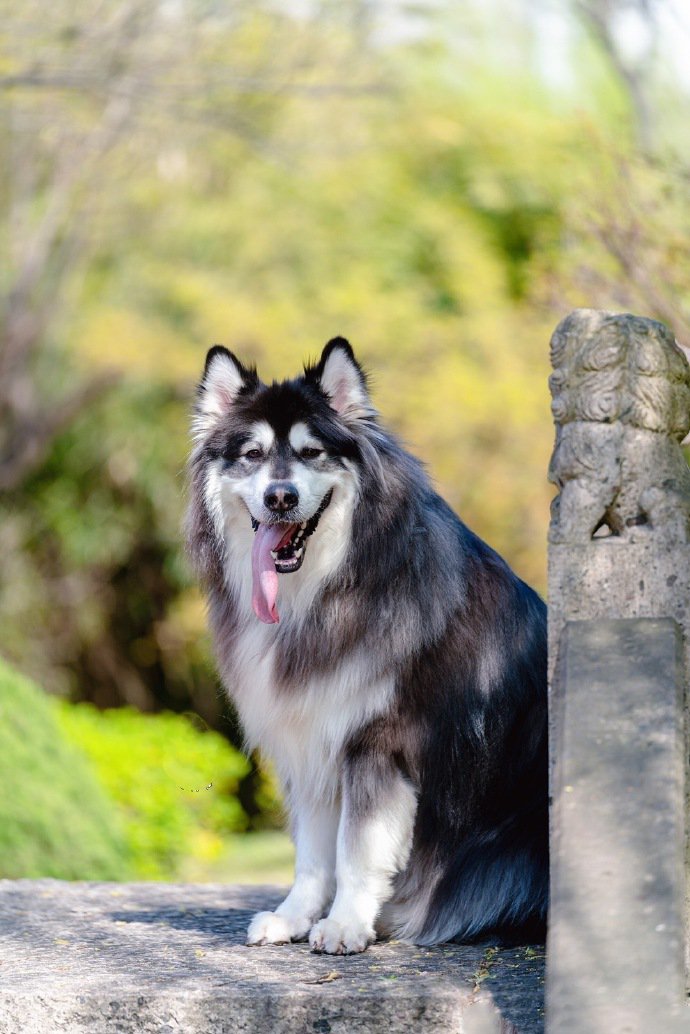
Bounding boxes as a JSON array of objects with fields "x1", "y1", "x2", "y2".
[{"x1": 191, "y1": 338, "x2": 376, "y2": 623}]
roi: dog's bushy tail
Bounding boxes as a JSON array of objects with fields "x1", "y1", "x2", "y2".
[
  {"x1": 383, "y1": 805, "x2": 548, "y2": 946},
  {"x1": 421, "y1": 814, "x2": 548, "y2": 945}
]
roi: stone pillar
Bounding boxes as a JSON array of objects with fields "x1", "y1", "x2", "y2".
[
  {"x1": 546, "y1": 309, "x2": 690, "y2": 1033},
  {"x1": 547, "y1": 308, "x2": 690, "y2": 686}
]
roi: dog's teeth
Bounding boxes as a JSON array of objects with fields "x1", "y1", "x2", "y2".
[
  {"x1": 270, "y1": 550, "x2": 278, "y2": 559},
  {"x1": 300, "y1": 522, "x2": 307, "y2": 530}
]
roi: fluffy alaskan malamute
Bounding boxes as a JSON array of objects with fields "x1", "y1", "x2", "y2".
[{"x1": 187, "y1": 338, "x2": 548, "y2": 954}]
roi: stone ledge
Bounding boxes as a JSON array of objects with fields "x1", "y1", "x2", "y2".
[{"x1": 0, "y1": 880, "x2": 544, "y2": 1034}]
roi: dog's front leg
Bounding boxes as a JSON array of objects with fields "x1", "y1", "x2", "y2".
[
  {"x1": 246, "y1": 799, "x2": 338, "y2": 945},
  {"x1": 309, "y1": 760, "x2": 417, "y2": 955}
]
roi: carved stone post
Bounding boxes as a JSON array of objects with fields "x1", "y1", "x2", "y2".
[
  {"x1": 546, "y1": 309, "x2": 690, "y2": 1033},
  {"x1": 548, "y1": 308, "x2": 690, "y2": 672}
]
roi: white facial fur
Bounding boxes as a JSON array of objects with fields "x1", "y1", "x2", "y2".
[
  {"x1": 203, "y1": 420, "x2": 360, "y2": 619},
  {"x1": 288, "y1": 421, "x2": 320, "y2": 453},
  {"x1": 241, "y1": 420, "x2": 275, "y2": 455},
  {"x1": 214, "y1": 419, "x2": 349, "y2": 527}
]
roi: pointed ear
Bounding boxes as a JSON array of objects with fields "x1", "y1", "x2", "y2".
[
  {"x1": 192, "y1": 345, "x2": 257, "y2": 439},
  {"x1": 309, "y1": 337, "x2": 373, "y2": 421}
]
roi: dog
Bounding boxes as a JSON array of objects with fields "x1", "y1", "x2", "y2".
[{"x1": 187, "y1": 338, "x2": 548, "y2": 955}]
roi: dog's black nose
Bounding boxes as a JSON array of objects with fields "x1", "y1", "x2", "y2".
[{"x1": 264, "y1": 482, "x2": 299, "y2": 513}]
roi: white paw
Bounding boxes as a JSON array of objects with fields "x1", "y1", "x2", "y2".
[
  {"x1": 279, "y1": 912, "x2": 313, "y2": 941},
  {"x1": 246, "y1": 911, "x2": 291, "y2": 946},
  {"x1": 309, "y1": 917, "x2": 374, "y2": 955},
  {"x1": 246, "y1": 910, "x2": 313, "y2": 945}
]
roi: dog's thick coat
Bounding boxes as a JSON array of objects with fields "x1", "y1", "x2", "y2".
[{"x1": 187, "y1": 339, "x2": 548, "y2": 954}]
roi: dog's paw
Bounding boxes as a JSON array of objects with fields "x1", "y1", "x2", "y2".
[
  {"x1": 246, "y1": 910, "x2": 313, "y2": 945},
  {"x1": 246, "y1": 911, "x2": 291, "y2": 946},
  {"x1": 309, "y1": 917, "x2": 373, "y2": 955}
]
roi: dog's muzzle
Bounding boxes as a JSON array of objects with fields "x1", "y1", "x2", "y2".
[
  {"x1": 251, "y1": 489, "x2": 332, "y2": 571},
  {"x1": 250, "y1": 490, "x2": 334, "y2": 624}
]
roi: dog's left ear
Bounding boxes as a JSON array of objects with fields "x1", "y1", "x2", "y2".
[{"x1": 309, "y1": 338, "x2": 373, "y2": 421}]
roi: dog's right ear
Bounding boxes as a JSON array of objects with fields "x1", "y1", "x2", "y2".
[{"x1": 192, "y1": 346, "x2": 257, "y2": 440}]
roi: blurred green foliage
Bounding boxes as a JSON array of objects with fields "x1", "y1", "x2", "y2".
[
  {"x1": 0, "y1": 657, "x2": 129, "y2": 879},
  {"x1": 56, "y1": 704, "x2": 253, "y2": 879},
  {"x1": 0, "y1": 651, "x2": 287, "y2": 880}
]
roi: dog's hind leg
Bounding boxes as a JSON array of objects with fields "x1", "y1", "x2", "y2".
[
  {"x1": 246, "y1": 799, "x2": 339, "y2": 945},
  {"x1": 309, "y1": 759, "x2": 417, "y2": 955}
]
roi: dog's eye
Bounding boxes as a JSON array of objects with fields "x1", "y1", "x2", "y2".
[
  {"x1": 244, "y1": 448, "x2": 263, "y2": 460},
  {"x1": 300, "y1": 447, "x2": 322, "y2": 460}
]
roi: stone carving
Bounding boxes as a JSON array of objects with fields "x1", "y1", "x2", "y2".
[{"x1": 548, "y1": 309, "x2": 690, "y2": 544}]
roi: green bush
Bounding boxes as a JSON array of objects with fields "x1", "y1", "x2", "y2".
[
  {"x1": 57, "y1": 704, "x2": 251, "y2": 879},
  {"x1": 0, "y1": 657, "x2": 129, "y2": 879}
]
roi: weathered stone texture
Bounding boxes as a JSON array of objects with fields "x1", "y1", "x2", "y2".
[
  {"x1": 548, "y1": 538, "x2": 690, "y2": 690},
  {"x1": 0, "y1": 880, "x2": 545, "y2": 1034},
  {"x1": 546, "y1": 620, "x2": 687, "y2": 1034},
  {"x1": 546, "y1": 309, "x2": 690, "y2": 1033},
  {"x1": 548, "y1": 308, "x2": 690, "y2": 547},
  {"x1": 547, "y1": 309, "x2": 690, "y2": 691}
]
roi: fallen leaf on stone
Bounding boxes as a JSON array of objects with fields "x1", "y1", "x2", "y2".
[{"x1": 303, "y1": 970, "x2": 341, "y2": 984}]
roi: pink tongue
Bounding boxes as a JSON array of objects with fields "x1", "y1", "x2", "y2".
[{"x1": 251, "y1": 524, "x2": 291, "y2": 624}]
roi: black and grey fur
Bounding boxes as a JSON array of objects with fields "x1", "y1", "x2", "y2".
[{"x1": 187, "y1": 338, "x2": 548, "y2": 953}]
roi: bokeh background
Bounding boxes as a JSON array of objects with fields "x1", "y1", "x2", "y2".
[{"x1": 2, "y1": 0, "x2": 689, "y2": 883}]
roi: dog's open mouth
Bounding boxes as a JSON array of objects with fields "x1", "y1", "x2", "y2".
[{"x1": 250, "y1": 490, "x2": 332, "y2": 624}]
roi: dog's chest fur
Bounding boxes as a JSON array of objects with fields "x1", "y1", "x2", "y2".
[{"x1": 222, "y1": 620, "x2": 394, "y2": 804}]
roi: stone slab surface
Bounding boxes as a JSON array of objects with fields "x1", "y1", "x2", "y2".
[
  {"x1": 547, "y1": 619, "x2": 688, "y2": 1034},
  {"x1": 0, "y1": 880, "x2": 545, "y2": 1034}
]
